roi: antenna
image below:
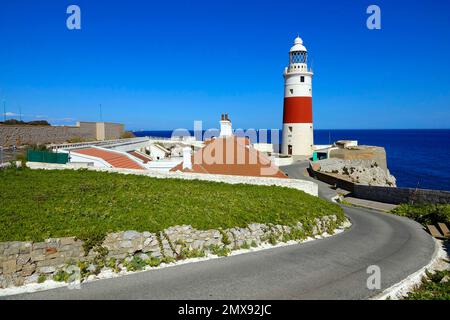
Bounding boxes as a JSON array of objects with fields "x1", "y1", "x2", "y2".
[
  {"x1": 3, "y1": 100, "x2": 5, "y2": 122},
  {"x1": 99, "y1": 103, "x2": 103, "y2": 122},
  {"x1": 18, "y1": 104, "x2": 22, "y2": 122}
]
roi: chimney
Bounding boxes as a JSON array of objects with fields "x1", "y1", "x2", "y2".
[
  {"x1": 219, "y1": 113, "x2": 232, "y2": 137},
  {"x1": 182, "y1": 147, "x2": 192, "y2": 170}
]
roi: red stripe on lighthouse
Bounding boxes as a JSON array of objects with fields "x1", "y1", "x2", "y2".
[{"x1": 283, "y1": 97, "x2": 313, "y2": 123}]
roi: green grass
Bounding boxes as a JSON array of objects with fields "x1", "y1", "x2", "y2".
[
  {"x1": 404, "y1": 270, "x2": 450, "y2": 300},
  {"x1": 0, "y1": 167, "x2": 344, "y2": 242},
  {"x1": 390, "y1": 203, "x2": 450, "y2": 226}
]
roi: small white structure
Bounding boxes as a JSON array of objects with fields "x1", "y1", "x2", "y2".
[
  {"x1": 148, "y1": 143, "x2": 170, "y2": 160},
  {"x1": 252, "y1": 143, "x2": 274, "y2": 154},
  {"x1": 219, "y1": 113, "x2": 233, "y2": 137},
  {"x1": 182, "y1": 147, "x2": 192, "y2": 170},
  {"x1": 335, "y1": 140, "x2": 358, "y2": 148},
  {"x1": 64, "y1": 151, "x2": 110, "y2": 168},
  {"x1": 143, "y1": 157, "x2": 183, "y2": 172}
]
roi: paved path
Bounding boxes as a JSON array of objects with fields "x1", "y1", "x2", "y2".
[{"x1": 4, "y1": 162, "x2": 436, "y2": 300}]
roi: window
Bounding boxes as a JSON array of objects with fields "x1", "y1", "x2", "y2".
[
  {"x1": 289, "y1": 89, "x2": 293, "y2": 94},
  {"x1": 288, "y1": 126, "x2": 293, "y2": 133},
  {"x1": 300, "y1": 76, "x2": 304, "y2": 82}
]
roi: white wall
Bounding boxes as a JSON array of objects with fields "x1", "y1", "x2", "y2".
[
  {"x1": 253, "y1": 143, "x2": 274, "y2": 153},
  {"x1": 149, "y1": 144, "x2": 168, "y2": 160},
  {"x1": 66, "y1": 152, "x2": 111, "y2": 168}
]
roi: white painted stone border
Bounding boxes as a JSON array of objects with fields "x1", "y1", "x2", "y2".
[
  {"x1": 371, "y1": 238, "x2": 444, "y2": 300},
  {"x1": 25, "y1": 162, "x2": 318, "y2": 196},
  {"x1": 0, "y1": 220, "x2": 351, "y2": 297}
]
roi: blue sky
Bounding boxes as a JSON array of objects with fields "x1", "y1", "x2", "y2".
[{"x1": 0, "y1": 0, "x2": 449, "y2": 130}]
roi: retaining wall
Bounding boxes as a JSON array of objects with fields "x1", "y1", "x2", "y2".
[
  {"x1": 0, "y1": 125, "x2": 87, "y2": 146},
  {"x1": 0, "y1": 216, "x2": 342, "y2": 288},
  {"x1": 0, "y1": 123, "x2": 124, "y2": 147},
  {"x1": 309, "y1": 166, "x2": 450, "y2": 204}
]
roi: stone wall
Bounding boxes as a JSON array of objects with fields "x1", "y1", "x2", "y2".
[
  {"x1": 0, "y1": 122, "x2": 125, "y2": 147},
  {"x1": 352, "y1": 185, "x2": 450, "y2": 205},
  {"x1": 26, "y1": 162, "x2": 319, "y2": 196},
  {"x1": 0, "y1": 125, "x2": 88, "y2": 147},
  {"x1": 0, "y1": 216, "x2": 344, "y2": 289},
  {"x1": 309, "y1": 166, "x2": 450, "y2": 204},
  {"x1": 0, "y1": 237, "x2": 84, "y2": 287}
]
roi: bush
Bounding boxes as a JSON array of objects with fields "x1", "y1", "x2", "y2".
[
  {"x1": 209, "y1": 244, "x2": 231, "y2": 257},
  {"x1": 404, "y1": 270, "x2": 450, "y2": 300},
  {"x1": 120, "y1": 131, "x2": 135, "y2": 139},
  {"x1": 391, "y1": 204, "x2": 450, "y2": 226}
]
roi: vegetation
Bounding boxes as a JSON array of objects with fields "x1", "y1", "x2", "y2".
[
  {"x1": 0, "y1": 119, "x2": 50, "y2": 126},
  {"x1": 404, "y1": 270, "x2": 450, "y2": 300},
  {"x1": 209, "y1": 244, "x2": 231, "y2": 257},
  {"x1": 0, "y1": 166, "x2": 344, "y2": 242},
  {"x1": 391, "y1": 204, "x2": 450, "y2": 300},
  {"x1": 120, "y1": 131, "x2": 136, "y2": 139},
  {"x1": 390, "y1": 204, "x2": 450, "y2": 226},
  {"x1": 37, "y1": 274, "x2": 47, "y2": 283},
  {"x1": 66, "y1": 136, "x2": 96, "y2": 143}
]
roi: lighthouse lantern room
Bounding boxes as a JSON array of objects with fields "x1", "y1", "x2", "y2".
[{"x1": 281, "y1": 36, "x2": 314, "y2": 157}]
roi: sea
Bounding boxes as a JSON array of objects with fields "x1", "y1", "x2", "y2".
[{"x1": 133, "y1": 129, "x2": 450, "y2": 191}]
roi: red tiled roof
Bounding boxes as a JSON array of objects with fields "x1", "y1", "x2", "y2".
[
  {"x1": 127, "y1": 151, "x2": 152, "y2": 163},
  {"x1": 170, "y1": 136, "x2": 287, "y2": 178},
  {"x1": 74, "y1": 148, "x2": 145, "y2": 170}
]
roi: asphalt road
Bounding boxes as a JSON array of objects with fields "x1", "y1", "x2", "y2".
[{"x1": 4, "y1": 162, "x2": 436, "y2": 300}]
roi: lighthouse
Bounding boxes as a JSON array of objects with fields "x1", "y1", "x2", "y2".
[{"x1": 281, "y1": 36, "x2": 314, "y2": 157}]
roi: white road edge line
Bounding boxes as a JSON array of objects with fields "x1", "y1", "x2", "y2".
[{"x1": 371, "y1": 238, "x2": 443, "y2": 300}]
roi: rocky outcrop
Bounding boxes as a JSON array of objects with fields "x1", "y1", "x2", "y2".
[{"x1": 317, "y1": 158, "x2": 396, "y2": 187}]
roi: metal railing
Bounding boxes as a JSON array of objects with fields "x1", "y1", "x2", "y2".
[{"x1": 48, "y1": 137, "x2": 151, "y2": 151}]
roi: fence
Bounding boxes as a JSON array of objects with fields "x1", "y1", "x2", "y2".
[{"x1": 27, "y1": 149, "x2": 69, "y2": 164}]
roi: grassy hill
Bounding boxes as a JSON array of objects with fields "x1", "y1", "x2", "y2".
[{"x1": 0, "y1": 167, "x2": 344, "y2": 242}]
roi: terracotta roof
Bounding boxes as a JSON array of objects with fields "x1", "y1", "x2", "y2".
[
  {"x1": 128, "y1": 151, "x2": 152, "y2": 163},
  {"x1": 170, "y1": 136, "x2": 287, "y2": 178},
  {"x1": 74, "y1": 148, "x2": 145, "y2": 170}
]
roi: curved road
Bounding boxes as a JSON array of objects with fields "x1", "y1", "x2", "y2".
[{"x1": 5, "y1": 162, "x2": 436, "y2": 300}]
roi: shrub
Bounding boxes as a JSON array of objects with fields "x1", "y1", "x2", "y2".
[
  {"x1": 120, "y1": 131, "x2": 135, "y2": 139},
  {"x1": 209, "y1": 244, "x2": 231, "y2": 257},
  {"x1": 37, "y1": 274, "x2": 47, "y2": 283},
  {"x1": 123, "y1": 256, "x2": 147, "y2": 271},
  {"x1": 391, "y1": 204, "x2": 450, "y2": 226},
  {"x1": 146, "y1": 256, "x2": 161, "y2": 267},
  {"x1": 240, "y1": 241, "x2": 251, "y2": 249},
  {"x1": 404, "y1": 270, "x2": 450, "y2": 300}
]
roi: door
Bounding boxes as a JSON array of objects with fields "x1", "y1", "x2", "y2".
[{"x1": 288, "y1": 145, "x2": 293, "y2": 155}]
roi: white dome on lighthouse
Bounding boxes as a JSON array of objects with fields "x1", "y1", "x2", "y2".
[{"x1": 290, "y1": 36, "x2": 307, "y2": 52}]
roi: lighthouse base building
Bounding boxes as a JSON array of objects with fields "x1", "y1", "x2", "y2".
[{"x1": 281, "y1": 36, "x2": 314, "y2": 157}]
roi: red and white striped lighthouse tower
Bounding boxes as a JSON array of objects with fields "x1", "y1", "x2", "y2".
[{"x1": 281, "y1": 36, "x2": 314, "y2": 157}]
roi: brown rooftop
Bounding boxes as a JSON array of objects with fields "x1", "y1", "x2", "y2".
[
  {"x1": 170, "y1": 136, "x2": 287, "y2": 178},
  {"x1": 74, "y1": 148, "x2": 145, "y2": 170}
]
